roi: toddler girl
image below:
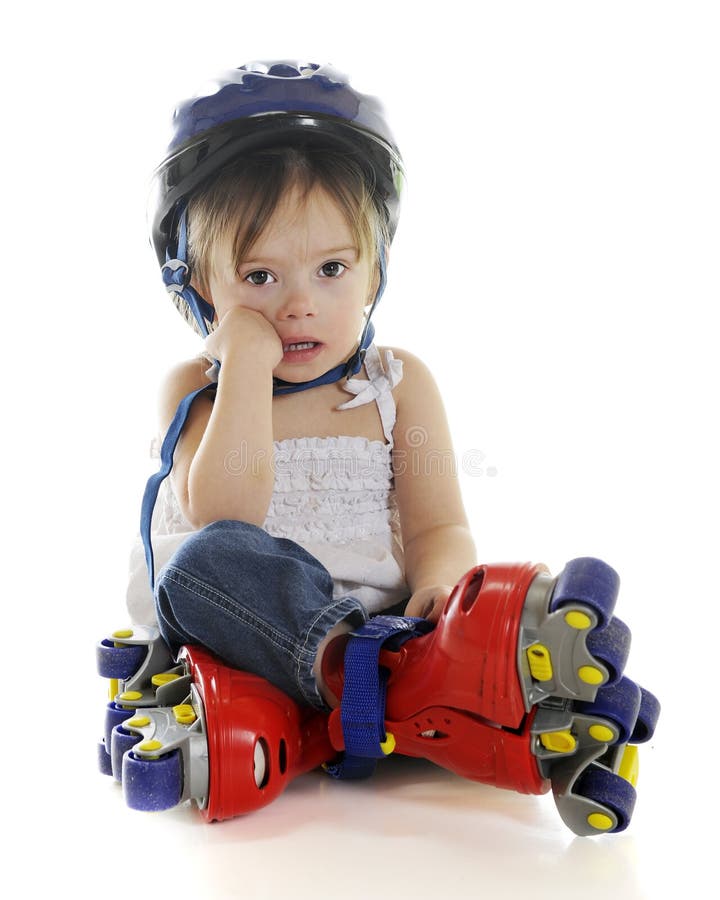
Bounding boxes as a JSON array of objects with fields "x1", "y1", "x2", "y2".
[{"x1": 113, "y1": 62, "x2": 657, "y2": 834}]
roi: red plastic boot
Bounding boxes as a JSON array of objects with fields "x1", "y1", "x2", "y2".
[
  {"x1": 181, "y1": 646, "x2": 335, "y2": 821},
  {"x1": 323, "y1": 562, "x2": 550, "y2": 794},
  {"x1": 322, "y1": 559, "x2": 659, "y2": 834}
]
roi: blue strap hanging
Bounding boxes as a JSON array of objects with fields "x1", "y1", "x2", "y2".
[
  {"x1": 324, "y1": 615, "x2": 433, "y2": 780},
  {"x1": 140, "y1": 382, "x2": 216, "y2": 587}
]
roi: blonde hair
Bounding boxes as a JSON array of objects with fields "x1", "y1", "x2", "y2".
[{"x1": 177, "y1": 144, "x2": 389, "y2": 334}]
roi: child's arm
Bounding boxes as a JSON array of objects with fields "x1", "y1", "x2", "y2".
[
  {"x1": 390, "y1": 348, "x2": 477, "y2": 622},
  {"x1": 159, "y1": 306, "x2": 283, "y2": 529}
]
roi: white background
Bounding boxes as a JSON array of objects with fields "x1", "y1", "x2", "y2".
[{"x1": 3, "y1": 2, "x2": 717, "y2": 897}]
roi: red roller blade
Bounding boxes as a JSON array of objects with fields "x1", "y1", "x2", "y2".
[
  {"x1": 323, "y1": 559, "x2": 656, "y2": 834},
  {"x1": 324, "y1": 562, "x2": 549, "y2": 794}
]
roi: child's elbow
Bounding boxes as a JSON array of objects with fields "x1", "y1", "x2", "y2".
[
  {"x1": 188, "y1": 509, "x2": 268, "y2": 531},
  {"x1": 185, "y1": 476, "x2": 273, "y2": 531}
]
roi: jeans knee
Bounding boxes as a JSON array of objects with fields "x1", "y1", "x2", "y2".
[{"x1": 168, "y1": 519, "x2": 265, "y2": 574}]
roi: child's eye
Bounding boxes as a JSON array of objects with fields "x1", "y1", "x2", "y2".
[
  {"x1": 245, "y1": 270, "x2": 276, "y2": 286},
  {"x1": 318, "y1": 261, "x2": 346, "y2": 278}
]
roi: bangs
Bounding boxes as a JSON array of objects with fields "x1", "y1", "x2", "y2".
[{"x1": 187, "y1": 146, "x2": 385, "y2": 295}]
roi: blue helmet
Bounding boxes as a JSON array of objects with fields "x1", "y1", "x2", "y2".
[{"x1": 150, "y1": 61, "x2": 404, "y2": 273}]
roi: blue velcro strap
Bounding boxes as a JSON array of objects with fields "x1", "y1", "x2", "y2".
[
  {"x1": 324, "y1": 615, "x2": 433, "y2": 780},
  {"x1": 140, "y1": 383, "x2": 216, "y2": 588},
  {"x1": 323, "y1": 754, "x2": 378, "y2": 780}
]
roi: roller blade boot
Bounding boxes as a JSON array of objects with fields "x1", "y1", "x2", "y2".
[
  {"x1": 97, "y1": 629, "x2": 333, "y2": 818},
  {"x1": 322, "y1": 557, "x2": 660, "y2": 835}
]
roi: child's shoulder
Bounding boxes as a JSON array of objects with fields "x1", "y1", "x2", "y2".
[
  {"x1": 378, "y1": 345, "x2": 449, "y2": 437},
  {"x1": 160, "y1": 354, "x2": 213, "y2": 393},
  {"x1": 379, "y1": 346, "x2": 442, "y2": 404}
]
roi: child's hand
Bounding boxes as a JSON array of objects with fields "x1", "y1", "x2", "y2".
[
  {"x1": 205, "y1": 306, "x2": 284, "y2": 369},
  {"x1": 405, "y1": 584, "x2": 454, "y2": 624}
]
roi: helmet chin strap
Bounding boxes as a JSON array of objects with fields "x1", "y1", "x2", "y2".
[
  {"x1": 161, "y1": 206, "x2": 215, "y2": 337},
  {"x1": 162, "y1": 204, "x2": 388, "y2": 396}
]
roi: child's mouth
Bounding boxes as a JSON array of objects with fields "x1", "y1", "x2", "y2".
[{"x1": 281, "y1": 340, "x2": 323, "y2": 363}]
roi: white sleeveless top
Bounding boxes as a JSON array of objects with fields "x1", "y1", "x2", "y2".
[{"x1": 125, "y1": 344, "x2": 409, "y2": 625}]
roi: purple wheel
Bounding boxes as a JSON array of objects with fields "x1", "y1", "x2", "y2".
[
  {"x1": 576, "y1": 676, "x2": 642, "y2": 745},
  {"x1": 585, "y1": 617, "x2": 632, "y2": 685},
  {"x1": 122, "y1": 750, "x2": 183, "y2": 812},
  {"x1": 575, "y1": 765, "x2": 637, "y2": 833},
  {"x1": 550, "y1": 558, "x2": 620, "y2": 629},
  {"x1": 630, "y1": 686, "x2": 661, "y2": 743},
  {"x1": 104, "y1": 702, "x2": 136, "y2": 747},
  {"x1": 98, "y1": 741, "x2": 113, "y2": 776},
  {"x1": 96, "y1": 639, "x2": 146, "y2": 680},
  {"x1": 111, "y1": 725, "x2": 142, "y2": 782}
]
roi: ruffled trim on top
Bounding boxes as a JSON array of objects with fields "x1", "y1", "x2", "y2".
[
  {"x1": 272, "y1": 434, "x2": 392, "y2": 493},
  {"x1": 266, "y1": 434, "x2": 397, "y2": 544}
]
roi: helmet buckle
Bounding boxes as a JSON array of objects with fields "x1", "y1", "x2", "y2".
[{"x1": 161, "y1": 258, "x2": 191, "y2": 294}]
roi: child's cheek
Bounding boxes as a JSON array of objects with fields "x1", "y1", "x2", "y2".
[{"x1": 234, "y1": 293, "x2": 264, "y2": 315}]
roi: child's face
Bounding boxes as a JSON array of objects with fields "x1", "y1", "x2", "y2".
[{"x1": 208, "y1": 186, "x2": 374, "y2": 381}]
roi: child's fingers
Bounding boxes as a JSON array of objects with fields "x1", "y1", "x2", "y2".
[{"x1": 406, "y1": 585, "x2": 452, "y2": 622}]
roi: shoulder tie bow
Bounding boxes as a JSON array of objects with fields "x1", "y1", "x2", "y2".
[{"x1": 337, "y1": 349, "x2": 403, "y2": 410}]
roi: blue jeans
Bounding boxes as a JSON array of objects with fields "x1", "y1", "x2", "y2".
[{"x1": 154, "y1": 520, "x2": 372, "y2": 709}]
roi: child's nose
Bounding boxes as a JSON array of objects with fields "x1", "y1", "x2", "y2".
[{"x1": 276, "y1": 284, "x2": 317, "y2": 319}]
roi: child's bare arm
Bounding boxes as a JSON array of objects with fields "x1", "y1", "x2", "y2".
[
  {"x1": 391, "y1": 348, "x2": 477, "y2": 621},
  {"x1": 159, "y1": 306, "x2": 282, "y2": 529}
]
